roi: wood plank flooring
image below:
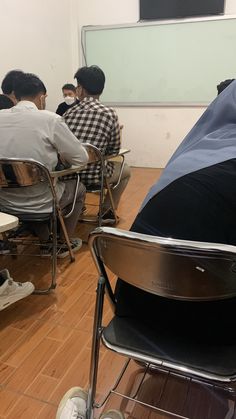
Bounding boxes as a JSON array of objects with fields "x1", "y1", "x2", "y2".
[{"x1": 0, "y1": 167, "x2": 235, "y2": 419}]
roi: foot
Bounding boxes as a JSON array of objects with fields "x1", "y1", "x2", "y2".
[
  {"x1": 0, "y1": 240, "x2": 10, "y2": 255},
  {"x1": 100, "y1": 409, "x2": 124, "y2": 419},
  {"x1": 0, "y1": 269, "x2": 34, "y2": 311},
  {"x1": 100, "y1": 210, "x2": 119, "y2": 226},
  {"x1": 57, "y1": 238, "x2": 83, "y2": 259},
  {"x1": 41, "y1": 238, "x2": 83, "y2": 258},
  {"x1": 56, "y1": 387, "x2": 88, "y2": 419}
]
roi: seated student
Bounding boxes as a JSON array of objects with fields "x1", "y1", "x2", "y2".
[
  {"x1": 0, "y1": 73, "x2": 88, "y2": 255},
  {"x1": 56, "y1": 83, "x2": 79, "y2": 116},
  {"x1": 1, "y1": 69, "x2": 24, "y2": 105},
  {"x1": 115, "y1": 78, "x2": 236, "y2": 342},
  {"x1": 217, "y1": 78, "x2": 235, "y2": 95},
  {"x1": 64, "y1": 65, "x2": 131, "y2": 224}
]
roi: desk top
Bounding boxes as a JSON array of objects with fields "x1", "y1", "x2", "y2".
[
  {"x1": 51, "y1": 148, "x2": 130, "y2": 178},
  {"x1": 0, "y1": 212, "x2": 19, "y2": 233}
]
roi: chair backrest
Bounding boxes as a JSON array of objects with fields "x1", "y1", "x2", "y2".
[
  {"x1": 83, "y1": 143, "x2": 105, "y2": 165},
  {"x1": 82, "y1": 142, "x2": 127, "y2": 186},
  {"x1": 89, "y1": 227, "x2": 236, "y2": 301},
  {"x1": 0, "y1": 158, "x2": 51, "y2": 188},
  {"x1": 82, "y1": 143, "x2": 106, "y2": 193}
]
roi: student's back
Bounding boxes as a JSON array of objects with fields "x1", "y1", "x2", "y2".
[
  {"x1": 115, "y1": 79, "x2": 236, "y2": 342},
  {"x1": 0, "y1": 74, "x2": 88, "y2": 216}
]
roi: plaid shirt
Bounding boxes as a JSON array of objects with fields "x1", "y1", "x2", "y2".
[{"x1": 63, "y1": 97, "x2": 120, "y2": 185}]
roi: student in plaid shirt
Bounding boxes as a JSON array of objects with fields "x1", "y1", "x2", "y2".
[{"x1": 64, "y1": 65, "x2": 130, "y2": 224}]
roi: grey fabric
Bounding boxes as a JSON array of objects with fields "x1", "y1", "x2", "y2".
[
  {"x1": 141, "y1": 80, "x2": 236, "y2": 209},
  {"x1": 104, "y1": 162, "x2": 131, "y2": 210},
  {"x1": 59, "y1": 179, "x2": 86, "y2": 237}
]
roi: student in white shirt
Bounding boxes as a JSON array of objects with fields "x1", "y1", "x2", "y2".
[{"x1": 0, "y1": 73, "x2": 88, "y2": 253}]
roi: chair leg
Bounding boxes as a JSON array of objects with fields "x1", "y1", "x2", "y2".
[
  {"x1": 51, "y1": 213, "x2": 57, "y2": 289},
  {"x1": 34, "y1": 213, "x2": 58, "y2": 294},
  {"x1": 97, "y1": 182, "x2": 105, "y2": 228},
  {"x1": 87, "y1": 275, "x2": 106, "y2": 418},
  {"x1": 57, "y1": 207, "x2": 75, "y2": 263},
  {"x1": 105, "y1": 178, "x2": 119, "y2": 224}
]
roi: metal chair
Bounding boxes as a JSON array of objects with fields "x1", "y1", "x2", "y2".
[
  {"x1": 0, "y1": 158, "x2": 78, "y2": 293},
  {"x1": 75, "y1": 227, "x2": 236, "y2": 418},
  {"x1": 80, "y1": 144, "x2": 125, "y2": 227}
]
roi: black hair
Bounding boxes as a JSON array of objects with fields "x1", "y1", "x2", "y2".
[
  {"x1": 217, "y1": 79, "x2": 235, "y2": 95},
  {"x1": 14, "y1": 73, "x2": 46, "y2": 101},
  {"x1": 0, "y1": 94, "x2": 14, "y2": 110},
  {"x1": 62, "y1": 83, "x2": 76, "y2": 92},
  {"x1": 1, "y1": 70, "x2": 24, "y2": 95},
  {"x1": 74, "y1": 65, "x2": 105, "y2": 95}
]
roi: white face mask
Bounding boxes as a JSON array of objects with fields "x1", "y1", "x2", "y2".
[{"x1": 64, "y1": 96, "x2": 75, "y2": 106}]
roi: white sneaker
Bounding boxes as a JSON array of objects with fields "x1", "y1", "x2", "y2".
[
  {"x1": 0, "y1": 269, "x2": 35, "y2": 311},
  {"x1": 100, "y1": 410, "x2": 124, "y2": 419},
  {"x1": 56, "y1": 387, "x2": 88, "y2": 419}
]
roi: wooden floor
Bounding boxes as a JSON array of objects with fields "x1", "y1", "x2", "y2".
[{"x1": 0, "y1": 167, "x2": 235, "y2": 419}]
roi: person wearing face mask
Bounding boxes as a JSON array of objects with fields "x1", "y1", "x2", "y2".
[
  {"x1": 0, "y1": 73, "x2": 88, "y2": 255},
  {"x1": 56, "y1": 83, "x2": 79, "y2": 116}
]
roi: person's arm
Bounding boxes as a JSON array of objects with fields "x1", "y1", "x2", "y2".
[
  {"x1": 52, "y1": 117, "x2": 88, "y2": 167},
  {"x1": 106, "y1": 110, "x2": 121, "y2": 156}
]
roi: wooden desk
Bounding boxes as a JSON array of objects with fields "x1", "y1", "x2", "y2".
[
  {"x1": 0, "y1": 212, "x2": 19, "y2": 233},
  {"x1": 50, "y1": 165, "x2": 84, "y2": 179},
  {"x1": 107, "y1": 148, "x2": 130, "y2": 159},
  {"x1": 50, "y1": 148, "x2": 130, "y2": 179},
  {"x1": 107, "y1": 148, "x2": 130, "y2": 163}
]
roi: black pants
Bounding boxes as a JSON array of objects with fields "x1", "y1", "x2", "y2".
[{"x1": 115, "y1": 168, "x2": 236, "y2": 343}]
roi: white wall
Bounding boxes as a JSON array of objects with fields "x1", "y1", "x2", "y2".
[
  {"x1": 0, "y1": 0, "x2": 75, "y2": 111},
  {"x1": 0, "y1": 0, "x2": 234, "y2": 167},
  {"x1": 76, "y1": 0, "x2": 236, "y2": 167},
  {"x1": 225, "y1": 0, "x2": 236, "y2": 14}
]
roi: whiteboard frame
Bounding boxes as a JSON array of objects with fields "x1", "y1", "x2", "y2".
[{"x1": 81, "y1": 14, "x2": 236, "y2": 107}]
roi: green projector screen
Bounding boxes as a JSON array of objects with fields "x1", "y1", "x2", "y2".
[{"x1": 82, "y1": 17, "x2": 236, "y2": 106}]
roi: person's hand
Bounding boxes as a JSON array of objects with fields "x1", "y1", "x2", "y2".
[{"x1": 56, "y1": 154, "x2": 71, "y2": 171}]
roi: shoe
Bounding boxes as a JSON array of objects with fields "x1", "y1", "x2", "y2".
[
  {"x1": 56, "y1": 386, "x2": 88, "y2": 419},
  {"x1": 101, "y1": 210, "x2": 119, "y2": 226},
  {"x1": 0, "y1": 269, "x2": 35, "y2": 311},
  {"x1": 100, "y1": 410, "x2": 124, "y2": 419},
  {"x1": 0, "y1": 240, "x2": 10, "y2": 255},
  {"x1": 41, "y1": 238, "x2": 83, "y2": 259},
  {"x1": 7, "y1": 224, "x2": 32, "y2": 238},
  {"x1": 57, "y1": 238, "x2": 83, "y2": 259}
]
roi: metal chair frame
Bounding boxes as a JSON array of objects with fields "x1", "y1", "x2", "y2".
[
  {"x1": 0, "y1": 158, "x2": 78, "y2": 294},
  {"x1": 84, "y1": 227, "x2": 236, "y2": 418},
  {"x1": 80, "y1": 144, "x2": 125, "y2": 227}
]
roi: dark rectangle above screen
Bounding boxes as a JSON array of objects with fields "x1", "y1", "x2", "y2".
[{"x1": 140, "y1": 0, "x2": 225, "y2": 20}]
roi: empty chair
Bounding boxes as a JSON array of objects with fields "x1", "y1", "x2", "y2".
[{"x1": 57, "y1": 227, "x2": 236, "y2": 418}]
